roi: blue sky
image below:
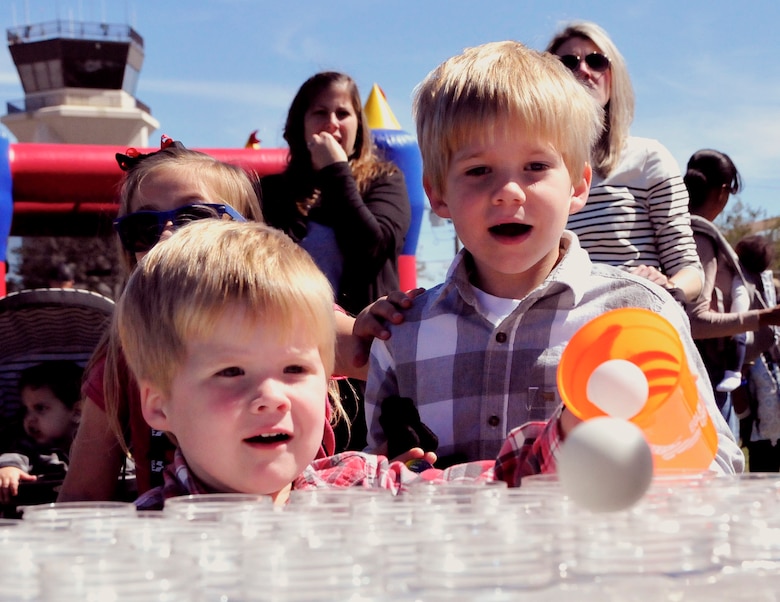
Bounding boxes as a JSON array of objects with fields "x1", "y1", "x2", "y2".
[{"x1": 1, "y1": 1, "x2": 779, "y2": 284}]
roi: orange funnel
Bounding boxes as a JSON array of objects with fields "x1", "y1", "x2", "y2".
[{"x1": 557, "y1": 308, "x2": 718, "y2": 471}]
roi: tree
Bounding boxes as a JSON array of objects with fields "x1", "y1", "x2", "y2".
[
  {"x1": 9, "y1": 236, "x2": 123, "y2": 299},
  {"x1": 715, "y1": 200, "x2": 780, "y2": 275}
]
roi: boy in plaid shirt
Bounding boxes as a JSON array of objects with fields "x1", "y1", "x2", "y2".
[{"x1": 364, "y1": 41, "x2": 742, "y2": 474}]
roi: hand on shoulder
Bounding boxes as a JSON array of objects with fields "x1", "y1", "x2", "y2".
[{"x1": 351, "y1": 288, "x2": 425, "y2": 367}]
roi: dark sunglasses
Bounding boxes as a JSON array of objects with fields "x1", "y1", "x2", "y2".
[
  {"x1": 558, "y1": 52, "x2": 611, "y2": 73},
  {"x1": 114, "y1": 203, "x2": 246, "y2": 253}
]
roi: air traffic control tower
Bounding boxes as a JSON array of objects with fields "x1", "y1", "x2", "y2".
[{"x1": 1, "y1": 20, "x2": 158, "y2": 145}]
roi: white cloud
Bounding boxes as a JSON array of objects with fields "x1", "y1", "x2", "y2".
[
  {"x1": 271, "y1": 23, "x2": 327, "y2": 64},
  {"x1": 631, "y1": 53, "x2": 780, "y2": 216}
]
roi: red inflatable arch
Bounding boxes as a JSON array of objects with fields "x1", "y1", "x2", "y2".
[{"x1": 1, "y1": 143, "x2": 289, "y2": 296}]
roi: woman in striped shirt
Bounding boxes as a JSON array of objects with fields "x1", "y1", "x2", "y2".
[{"x1": 546, "y1": 21, "x2": 703, "y2": 304}]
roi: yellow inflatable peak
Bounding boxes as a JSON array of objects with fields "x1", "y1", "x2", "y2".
[{"x1": 364, "y1": 83, "x2": 401, "y2": 130}]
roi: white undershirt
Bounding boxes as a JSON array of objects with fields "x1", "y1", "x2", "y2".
[{"x1": 471, "y1": 285, "x2": 521, "y2": 327}]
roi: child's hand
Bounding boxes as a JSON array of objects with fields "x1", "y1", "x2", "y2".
[
  {"x1": 373, "y1": 442, "x2": 438, "y2": 467},
  {"x1": 393, "y1": 447, "x2": 438, "y2": 467},
  {"x1": 352, "y1": 288, "x2": 425, "y2": 368},
  {"x1": 0, "y1": 466, "x2": 37, "y2": 504}
]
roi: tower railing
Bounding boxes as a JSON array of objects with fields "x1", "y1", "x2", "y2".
[
  {"x1": 7, "y1": 20, "x2": 143, "y2": 47},
  {"x1": 6, "y1": 91, "x2": 152, "y2": 114}
]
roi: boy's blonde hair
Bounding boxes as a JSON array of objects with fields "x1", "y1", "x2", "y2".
[
  {"x1": 413, "y1": 40, "x2": 603, "y2": 195},
  {"x1": 546, "y1": 21, "x2": 635, "y2": 178},
  {"x1": 116, "y1": 220, "x2": 336, "y2": 396}
]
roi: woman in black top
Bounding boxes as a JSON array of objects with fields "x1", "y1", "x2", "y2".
[{"x1": 261, "y1": 71, "x2": 411, "y2": 317}]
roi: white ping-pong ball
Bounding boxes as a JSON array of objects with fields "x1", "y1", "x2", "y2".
[
  {"x1": 557, "y1": 417, "x2": 653, "y2": 513},
  {"x1": 586, "y1": 359, "x2": 649, "y2": 419}
]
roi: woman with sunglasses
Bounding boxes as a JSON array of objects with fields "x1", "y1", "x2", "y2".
[{"x1": 546, "y1": 21, "x2": 703, "y2": 304}]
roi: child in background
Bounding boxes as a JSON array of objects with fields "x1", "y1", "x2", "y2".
[
  {"x1": 364, "y1": 40, "x2": 742, "y2": 475},
  {"x1": 736, "y1": 235, "x2": 777, "y2": 316},
  {"x1": 116, "y1": 220, "x2": 521, "y2": 509},
  {"x1": 715, "y1": 273, "x2": 749, "y2": 393},
  {"x1": 0, "y1": 361, "x2": 83, "y2": 504},
  {"x1": 715, "y1": 236, "x2": 775, "y2": 393},
  {"x1": 741, "y1": 235, "x2": 780, "y2": 470}
]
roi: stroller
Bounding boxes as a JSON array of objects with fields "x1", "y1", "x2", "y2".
[{"x1": 0, "y1": 288, "x2": 114, "y2": 514}]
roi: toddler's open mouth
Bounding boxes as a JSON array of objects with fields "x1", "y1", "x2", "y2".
[
  {"x1": 244, "y1": 433, "x2": 290, "y2": 444},
  {"x1": 489, "y1": 223, "x2": 531, "y2": 237}
]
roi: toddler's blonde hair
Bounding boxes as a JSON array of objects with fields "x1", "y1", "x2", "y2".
[{"x1": 116, "y1": 220, "x2": 336, "y2": 398}]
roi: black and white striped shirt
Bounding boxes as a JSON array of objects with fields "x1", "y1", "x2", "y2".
[{"x1": 568, "y1": 136, "x2": 702, "y2": 281}]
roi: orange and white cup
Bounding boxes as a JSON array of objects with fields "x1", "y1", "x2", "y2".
[{"x1": 557, "y1": 308, "x2": 718, "y2": 472}]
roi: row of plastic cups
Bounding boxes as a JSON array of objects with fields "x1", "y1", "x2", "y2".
[{"x1": 6, "y1": 475, "x2": 780, "y2": 591}]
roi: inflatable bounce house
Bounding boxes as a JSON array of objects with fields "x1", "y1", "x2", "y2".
[
  {"x1": 363, "y1": 83, "x2": 425, "y2": 292},
  {"x1": 0, "y1": 20, "x2": 424, "y2": 297},
  {"x1": 0, "y1": 90, "x2": 424, "y2": 297}
]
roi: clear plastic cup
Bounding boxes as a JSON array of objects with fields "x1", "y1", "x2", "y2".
[
  {"x1": 163, "y1": 492, "x2": 272, "y2": 522},
  {"x1": 241, "y1": 539, "x2": 380, "y2": 601},
  {"x1": 39, "y1": 552, "x2": 197, "y2": 601},
  {"x1": 19, "y1": 501, "x2": 136, "y2": 530},
  {"x1": 567, "y1": 512, "x2": 720, "y2": 578},
  {"x1": 413, "y1": 528, "x2": 556, "y2": 594}
]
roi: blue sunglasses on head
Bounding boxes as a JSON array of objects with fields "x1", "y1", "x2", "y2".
[{"x1": 114, "y1": 203, "x2": 246, "y2": 253}]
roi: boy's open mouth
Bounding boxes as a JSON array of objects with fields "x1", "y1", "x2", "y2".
[
  {"x1": 488, "y1": 223, "x2": 531, "y2": 237},
  {"x1": 244, "y1": 433, "x2": 290, "y2": 444}
]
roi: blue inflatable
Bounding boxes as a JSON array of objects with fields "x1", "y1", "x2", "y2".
[
  {"x1": 0, "y1": 137, "x2": 12, "y2": 292},
  {"x1": 364, "y1": 84, "x2": 424, "y2": 290}
]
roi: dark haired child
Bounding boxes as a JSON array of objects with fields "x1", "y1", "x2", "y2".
[{"x1": 0, "y1": 361, "x2": 83, "y2": 504}]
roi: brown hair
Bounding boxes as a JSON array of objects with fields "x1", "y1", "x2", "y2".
[
  {"x1": 281, "y1": 71, "x2": 397, "y2": 208},
  {"x1": 736, "y1": 235, "x2": 773, "y2": 275}
]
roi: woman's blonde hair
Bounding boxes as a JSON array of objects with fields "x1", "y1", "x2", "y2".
[
  {"x1": 413, "y1": 40, "x2": 603, "y2": 196},
  {"x1": 546, "y1": 21, "x2": 635, "y2": 178},
  {"x1": 117, "y1": 219, "x2": 336, "y2": 402}
]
